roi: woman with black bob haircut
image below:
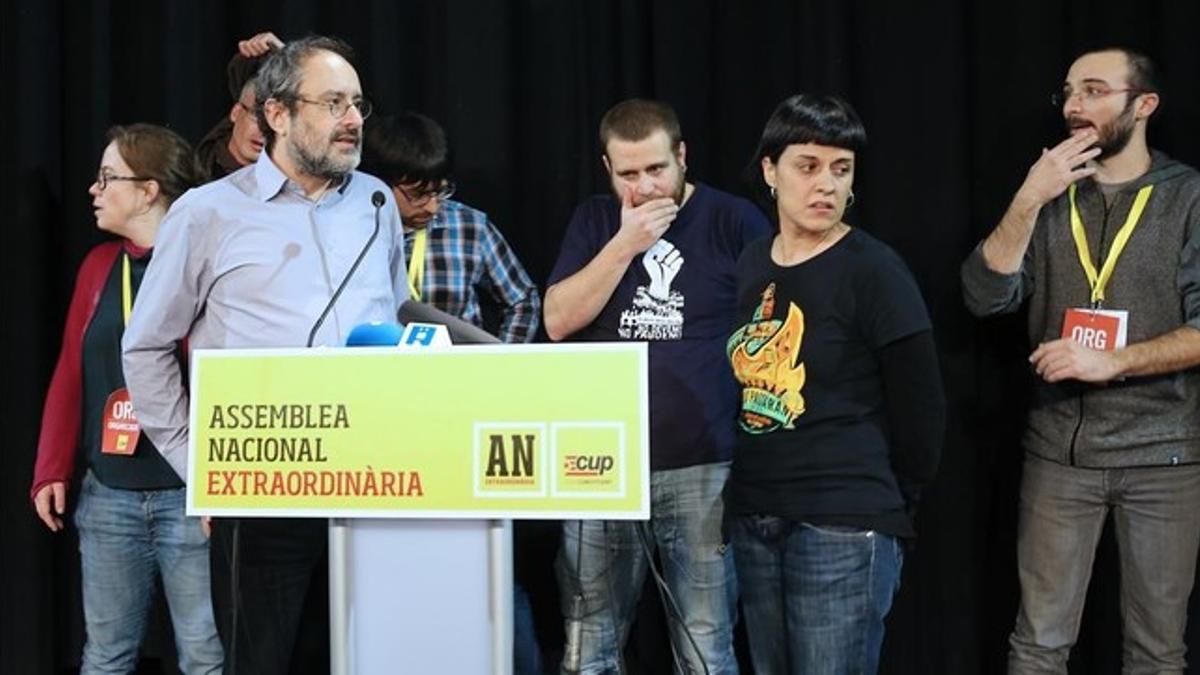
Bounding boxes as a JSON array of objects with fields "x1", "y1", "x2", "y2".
[{"x1": 725, "y1": 94, "x2": 945, "y2": 673}]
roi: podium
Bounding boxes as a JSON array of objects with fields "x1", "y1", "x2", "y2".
[
  {"x1": 331, "y1": 518, "x2": 511, "y2": 674},
  {"x1": 187, "y1": 340, "x2": 649, "y2": 674}
]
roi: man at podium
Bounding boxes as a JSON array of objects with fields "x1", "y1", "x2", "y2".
[{"x1": 123, "y1": 36, "x2": 408, "y2": 675}]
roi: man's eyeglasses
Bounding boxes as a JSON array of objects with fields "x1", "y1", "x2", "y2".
[
  {"x1": 294, "y1": 96, "x2": 373, "y2": 120},
  {"x1": 1051, "y1": 85, "x2": 1145, "y2": 107},
  {"x1": 398, "y1": 181, "x2": 456, "y2": 206},
  {"x1": 96, "y1": 170, "x2": 149, "y2": 191}
]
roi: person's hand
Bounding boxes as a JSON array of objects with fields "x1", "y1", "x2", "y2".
[
  {"x1": 614, "y1": 187, "x2": 678, "y2": 259},
  {"x1": 1030, "y1": 337, "x2": 1121, "y2": 383},
  {"x1": 643, "y1": 239, "x2": 683, "y2": 300},
  {"x1": 201, "y1": 516, "x2": 213, "y2": 539},
  {"x1": 1016, "y1": 131, "x2": 1101, "y2": 207},
  {"x1": 34, "y1": 482, "x2": 68, "y2": 532},
  {"x1": 238, "y1": 32, "x2": 284, "y2": 58}
]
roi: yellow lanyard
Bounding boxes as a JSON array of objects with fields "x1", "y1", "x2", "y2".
[
  {"x1": 406, "y1": 228, "x2": 427, "y2": 301},
  {"x1": 121, "y1": 253, "x2": 133, "y2": 327},
  {"x1": 1068, "y1": 183, "x2": 1153, "y2": 307}
]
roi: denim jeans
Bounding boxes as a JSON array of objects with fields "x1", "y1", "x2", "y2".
[
  {"x1": 732, "y1": 515, "x2": 902, "y2": 675},
  {"x1": 514, "y1": 581, "x2": 543, "y2": 675},
  {"x1": 73, "y1": 471, "x2": 223, "y2": 674},
  {"x1": 556, "y1": 462, "x2": 738, "y2": 675},
  {"x1": 1008, "y1": 454, "x2": 1200, "y2": 674}
]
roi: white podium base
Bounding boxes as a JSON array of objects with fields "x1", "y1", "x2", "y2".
[{"x1": 330, "y1": 519, "x2": 513, "y2": 675}]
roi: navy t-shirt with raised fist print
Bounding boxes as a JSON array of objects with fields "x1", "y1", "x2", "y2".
[{"x1": 548, "y1": 183, "x2": 770, "y2": 470}]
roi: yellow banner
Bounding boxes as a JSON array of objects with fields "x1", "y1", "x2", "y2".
[{"x1": 187, "y1": 344, "x2": 649, "y2": 519}]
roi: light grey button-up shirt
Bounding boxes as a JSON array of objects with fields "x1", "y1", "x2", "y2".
[{"x1": 122, "y1": 152, "x2": 409, "y2": 479}]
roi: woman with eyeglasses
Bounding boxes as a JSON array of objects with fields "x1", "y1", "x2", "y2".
[
  {"x1": 725, "y1": 94, "x2": 945, "y2": 674},
  {"x1": 31, "y1": 123, "x2": 223, "y2": 673}
]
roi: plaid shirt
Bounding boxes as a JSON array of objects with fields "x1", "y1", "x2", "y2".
[{"x1": 406, "y1": 199, "x2": 540, "y2": 343}]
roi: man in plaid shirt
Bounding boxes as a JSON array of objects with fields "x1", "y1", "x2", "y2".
[
  {"x1": 363, "y1": 112, "x2": 540, "y2": 343},
  {"x1": 362, "y1": 111, "x2": 545, "y2": 674}
]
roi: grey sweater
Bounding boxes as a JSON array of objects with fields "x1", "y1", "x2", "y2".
[{"x1": 962, "y1": 151, "x2": 1200, "y2": 468}]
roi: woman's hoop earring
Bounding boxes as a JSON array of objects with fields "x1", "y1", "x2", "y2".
[
  {"x1": 769, "y1": 186, "x2": 777, "y2": 200},
  {"x1": 846, "y1": 190, "x2": 856, "y2": 208}
]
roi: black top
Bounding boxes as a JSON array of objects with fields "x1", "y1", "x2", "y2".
[
  {"x1": 726, "y1": 229, "x2": 943, "y2": 537},
  {"x1": 82, "y1": 251, "x2": 183, "y2": 490}
]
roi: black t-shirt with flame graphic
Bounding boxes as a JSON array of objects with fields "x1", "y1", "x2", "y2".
[{"x1": 726, "y1": 229, "x2": 930, "y2": 537}]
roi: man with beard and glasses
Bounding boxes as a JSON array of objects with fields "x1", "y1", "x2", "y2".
[
  {"x1": 545, "y1": 98, "x2": 770, "y2": 674},
  {"x1": 123, "y1": 36, "x2": 408, "y2": 674},
  {"x1": 962, "y1": 48, "x2": 1200, "y2": 673}
]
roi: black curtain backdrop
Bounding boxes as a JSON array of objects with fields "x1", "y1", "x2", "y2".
[{"x1": 5, "y1": 1, "x2": 1200, "y2": 673}]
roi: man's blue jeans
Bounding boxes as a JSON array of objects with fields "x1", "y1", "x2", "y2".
[
  {"x1": 556, "y1": 462, "x2": 738, "y2": 674},
  {"x1": 74, "y1": 471, "x2": 223, "y2": 674},
  {"x1": 731, "y1": 515, "x2": 902, "y2": 675}
]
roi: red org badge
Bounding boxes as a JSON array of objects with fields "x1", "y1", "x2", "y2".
[
  {"x1": 1061, "y1": 308, "x2": 1128, "y2": 352},
  {"x1": 101, "y1": 388, "x2": 141, "y2": 455}
]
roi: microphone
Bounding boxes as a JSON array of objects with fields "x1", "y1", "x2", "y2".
[
  {"x1": 396, "y1": 299, "x2": 502, "y2": 345},
  {"x1": 307, "y1": 190, "x2": 388, "y2": 347},
  {"x1": 345, "y1": 321, "x2": 405, "y2": 347}
]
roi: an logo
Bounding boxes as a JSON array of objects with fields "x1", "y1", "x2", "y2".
[
  {"x1": 474, "y1": 424, "x2": 546, "y2": 496},
  {"x1": 487, "y1": 433, "x2": 537, "y2": 479}
]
